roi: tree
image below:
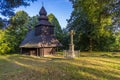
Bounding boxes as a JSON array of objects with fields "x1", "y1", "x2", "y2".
[
  {"x1": 1, "y1": 10, "x2": 30, "y2": 53},
  {"x1": 0, "y1": 0, "x2": 37, "y2": 17},
  {"x1": 10, "y1": 11, "x2": 29, "y2": 26},
  {"x1": 0, "y1": 18, "x2": 4, "y2": 29},
  {"x1": 114, "y1": 32, "x2": 120, "y2": 51},
  {"x1": 28, "y1": 15, "x2": 39, "y2": 29},
  {"x1": 61, "y1": 28, "x2": 70, "y2": 50},
  {"x1": 67, "y1": 0, "x2": 120, "y2": 51},
  {"x1": 0, "y1": 30, "x2": 11, "y2": 54},
  {"x1": 48, "y1": 13, "x2": 63, "y2": 41}
]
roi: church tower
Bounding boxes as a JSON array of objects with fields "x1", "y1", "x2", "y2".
[
  {"x1": 35, "y1": 6, "x2": 54, "y2": 36},
  {"x1": 20, "y1": 6, "x2": 62, "y2": 56}
]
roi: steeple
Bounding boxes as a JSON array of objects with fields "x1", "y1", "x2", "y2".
[
  {"x1": 35, "y1": 6, "x2": 54, "y2": 36},
  {"x1": 39, "y1": 6, "x2": 47, "y2": 16},
  {"x1": 38, "y1": 6, "x2": 48, "y2": 20},
  {"x1": 37, "y1": 6, "x2": 52, "y2": 26}
]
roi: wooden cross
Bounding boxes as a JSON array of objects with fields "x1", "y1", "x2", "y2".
[{"x1": 42, "y1": 2, "x2": 44, "y2": 6}]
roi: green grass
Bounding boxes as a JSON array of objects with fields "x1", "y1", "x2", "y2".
[{"x1": 0, "y1": 53, "x2": 120, "y2": 80}]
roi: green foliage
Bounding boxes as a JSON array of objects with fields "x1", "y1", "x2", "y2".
[
  {"x1": 114, "y1": 32, "x2": 120, "y2": 50},
  {"x1": 28, "y1": 15, "x2": 39, "y2": 29},
  {"x1": 67, "y1": 0, "x2": 119, "y2": 51},
  {"x1": 0, "y1": 10, "x2": 29, "y2": 54},
  {"x1": 0, "y1": 30, "x2": 11, "y2": 54},
  {"x1": 0, "y1": 0, "x2": 37, "y2": 17},
  {"x1": 0, "y1": 18, "x2": 4, "y2": 29},
  {"x1": 48, "y1": 13, "x2": 63, "y2": 43},
  {"x1": 10, "y1": 11, "x2": 29, "y2": 26},
  {"x1": 61, "y1": 28, "x2": 70, "y2": 50}
]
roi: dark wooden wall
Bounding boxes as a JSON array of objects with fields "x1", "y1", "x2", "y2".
[{"x1": 21, "y1": 47, "x2": 56, "y2": 56}]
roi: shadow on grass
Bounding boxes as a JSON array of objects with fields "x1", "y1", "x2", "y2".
[
  {"x1": 95, "y1": 58, "x2": 120, "y2": 65},
  {"x1": 0, "y1": 55, "x2": 120, "y2": 80},
  {"x1": 0, "y1": 56, "x2": 59, "y2": 80},
  {"x1": 55, "y1": 61, "x2": 120, "y2": 80}
]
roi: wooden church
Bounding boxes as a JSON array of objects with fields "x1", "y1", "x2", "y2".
[{"x1": 20, "y1": 6, "x2": 62, "y2": 56}]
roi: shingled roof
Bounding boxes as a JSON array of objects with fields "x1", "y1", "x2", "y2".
[{"x1": 20, "y1": 30, "x2": 62, "y2": 48}]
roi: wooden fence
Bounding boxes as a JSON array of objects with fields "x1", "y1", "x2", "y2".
[{"x1": 63, "y1": 50, "x2": 80, "y2": 58}]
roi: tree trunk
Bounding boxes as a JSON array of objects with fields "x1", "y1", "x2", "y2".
[{"x1": 89, "y1": 38, "x2": 93, "y2": 52}]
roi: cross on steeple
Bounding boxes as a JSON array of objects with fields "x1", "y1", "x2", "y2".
[
  {"x1": 39, "y1": 3, "x2": 47, "y2": 16},
  {"x1": 42, "y1": 2, "x2": 44, "y2": 6}
]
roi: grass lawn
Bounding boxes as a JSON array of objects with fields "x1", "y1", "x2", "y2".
[{"x1": 0, "y1": 53, "x2": 120, "y2": 80}]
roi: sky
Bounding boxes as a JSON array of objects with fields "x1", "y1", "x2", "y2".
[{"x1": 0, "y1": 0, "x2": 73, "y2": 28}]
